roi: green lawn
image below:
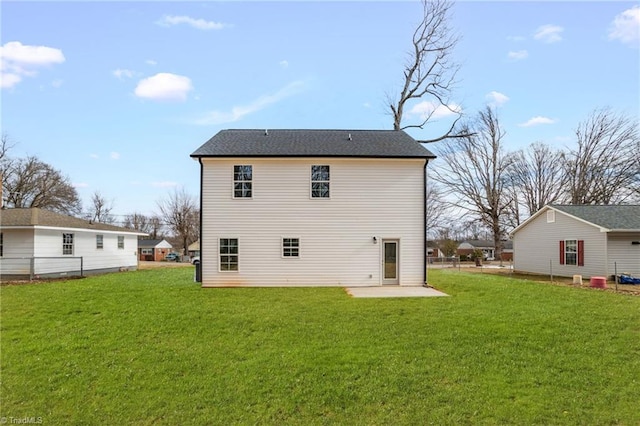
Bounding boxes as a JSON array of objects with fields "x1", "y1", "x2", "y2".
[{"x1": 1, "y1": 268, "x2": 639, "y2": 425}]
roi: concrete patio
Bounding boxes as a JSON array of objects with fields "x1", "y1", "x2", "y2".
[{"x1": 344, "y1": 286, "x2": 448, "y2": 298}]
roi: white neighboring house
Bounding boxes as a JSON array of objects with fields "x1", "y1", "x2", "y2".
[
  {"x1": 0, "y1": 208, "x2": 147, "y2": 279},
  {"x1": 511, "y1": 204, "x2": 640, "y2": 279},
  {"x1": 190, "y1": 129, "x2": 437, "y2": 287}
]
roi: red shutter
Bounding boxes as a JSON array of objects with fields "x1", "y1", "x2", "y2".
[
  {"x1": 578, "y1": 240, "x2": 584, "y2": 266},
  {"x1": 559, "y1": 240, "x2": 565, "y2": 265}
]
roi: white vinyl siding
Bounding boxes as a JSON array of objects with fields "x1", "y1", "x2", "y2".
[
  {"x1": 607, "y1": 234, "x2": 640, "y2": 276},
  {"x1": 0, "y1": 227, "x2": 142, "y2": 276},
  {"x1": 200, "y1": 158, "x2": 426, "y2": 287},
  {"x1": 513, "y1": 208, "x2": 607, "y2": 278}
]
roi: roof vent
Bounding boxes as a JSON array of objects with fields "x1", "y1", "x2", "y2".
[
  {"x1": 348, "y1": 133, "x2": 352, "y2": 141},
  {"x1": 264, "y1": 129, "x2": 268, "y2": 136}
]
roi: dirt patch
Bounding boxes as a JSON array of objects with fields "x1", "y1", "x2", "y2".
[
  {"x1": 456, "y1": 265, "x2": 640, "y2": 295},
  {"x1": 138, "y1": 261, "x2": 194, "y2": 270}
]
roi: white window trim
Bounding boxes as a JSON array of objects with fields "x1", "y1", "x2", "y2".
[
  {"x1": 62, "y1": 233, "x2": 74, "y2": 256},
  {"x1": 565, "y1": 239, "x2": 578, "y2": 266},
  {"x1": 219, "y1": 237, "x2": 239, "y2": 272},
  {"x1": 310, "y1": 165, "x2": 330, "y2": 199},
  {"x1": 282, "y1": 237, "x2": 301, "y2": 259},
  {"x1": 232, "y1": 165, "x2": 253, "y2": 199}
]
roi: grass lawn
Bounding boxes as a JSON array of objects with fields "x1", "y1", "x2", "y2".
[{"x1": 1, "y1": 268, "x2": 639, "y2": 425}]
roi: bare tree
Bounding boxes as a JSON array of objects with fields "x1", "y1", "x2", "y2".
[
  {"x1": 123, "y1": 212, "x2": 164, "y2": 238},
  {"x1": 86, "y1": 190, "x2": 115, "y2": 224},
  {"x1": 157, "y1": 187, "x2": 199, "y2": 256},
  {"x1": 432, "y1": 106, "x2": 514, "y2": 260},
  {"x1": 564, "y1": 108, "x2": 639, "y2": 205},
  {"x1": 426, "y1": 180, "x2": 448, "y2": 238},
  {"x1": 2, "y1": 155, "x2": 81, "y2": 215},
  {"x1": 388, "y1": 0, "x2": 465, "y2": 141},
  {"x1": 0, "y1": 133, "x2": 16, "y2": 162},
  {"x1": 510, "y1": 142, "x2": 567, "y2": 218}
]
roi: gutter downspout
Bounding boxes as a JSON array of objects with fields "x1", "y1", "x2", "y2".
[
  {"x1": 197, "y1": 157, "x2": 204, "y2": 283},
  {"x1": 423, "y1": 159, "x2": 428, "y2": 287}
]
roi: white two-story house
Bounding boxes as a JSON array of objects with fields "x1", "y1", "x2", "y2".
[{"x1": 190, "y1": 129, "x2": 436, "y2": 287}]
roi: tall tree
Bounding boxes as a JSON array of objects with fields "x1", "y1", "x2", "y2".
[
  {"x1": 86, "y1": 190, "x2": 116, "y2": 224},
  {"x1": 1, "y1": 155, "x2": 81, "y2": 215},
  {"x1": 426, "y1": 180, "x2": 448, "y2": 238},
  {"x1": 388, "y1": 0, "x2": 464, "y2": 141},
  {"x1": 432, "y1": 106, "x2": 514, "y2": 260},
  {"x1": 510, "y1": 142, "x2": 567, "y2": 218},
  {"x1": 157, "y1": 187, "x2": 199, "y2": 256},
  {"x1": 564, "y1": 108, "x2": 639, "y2": 205},
  {"x1": 123, "y1": 212, "x2": 163, "y2": 238}
]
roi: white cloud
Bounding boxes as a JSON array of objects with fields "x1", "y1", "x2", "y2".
[
  {"x1": 146, "y1": 59, "x2": 157, "y2": 66},
  {"x1": 51, "y1": 79, "x2": 63, "y2": 88},
  {"x1": 279, "y1": 60, "x2": 289, "y2": 69},
  {"x1": 156, "y1": 15, "x2": 229, "y2": 30},
  {"x1": 151, "y1": 181, "x2": 179, "y2": 188},
  {"x1": 519, "y1": 116, "x2": 556, "y2": 127},
  {"x1": 485, "y1": 91, "x2": 509, "y2": 107},
  {"x1": 90, "y1": 153, "x2": 99, "y2": 159},
  {"x1": 110, "y1": 152, "x2": 121, "y2": 160},
  {"x1": 113, "y1": 68, "x2": 134, "y2": 79},
  {"x1": 407, "y1": 101, "x2": 461, "y2": 121},
  {"x1": 193, "y1": 80, "x2": 305, "y2": 125},
  {"x1": 73, "y1": 182, "x2": 90, "y2": 188},
  {"x1": 508, "y1": 50, "x2": 529, "y2": 60},
  {"x1": 507, "y1": 35, "x2": 526, "y2": 42},
  {"x1": 608, "y1": 6, "x2": 640, "y2": 47},
  {"x1": 533, "y1": 24, "x2": 564, "y2": 43},
  {"x1": 0, "y1": 41, "x2": 65, "y2": 89},
  {"x1": 134, "y1": 73, "x2": 193, "y2": 102},
  {"x1": 363, "y1": 102, "x2": 371, "y2": 108},
  {"x1": 1, "y1": 73, "x2": 21, "y2": 88}
]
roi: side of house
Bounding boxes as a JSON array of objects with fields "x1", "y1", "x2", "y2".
[
  {"x1": 199, "y1": 157, "x2": 426, "y2": 286},
  {"x1": 192, "y1": 129, "x2": 436, "y2": 287},
  {"x1": 607, "y1": 233, "x2": 640, "y2": 276},
  {"x1": 0, "y1": 208, "x2": 146, "y2": 278},
  {"x1": 138, "y1": 239, "x2": 173, "y2": 261}
]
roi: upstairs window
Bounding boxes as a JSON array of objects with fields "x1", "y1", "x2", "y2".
[
  {"x1": 63, "y1": 233, "x2": 74, "y2": 255},
  {"x1": 118, "y1": 236, "x2": 125, "y2": 249},
  {"x1": 233, "y1": 165, "x2": 253, "y2": 198},
  {"x1": 311, "y1": 165, "x2": 330, "y2": 198},
  {"x1": 282, "y1": 238, "x2": 300, "y2": 258},
  {"x1": 96, "y1": 235, "x2": 104, "y2": 249}
]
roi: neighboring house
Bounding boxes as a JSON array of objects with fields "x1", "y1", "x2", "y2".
[
  {"x1": 190, "y1": 129, "x2": 436, "y2": 287},
  {"x1": 511, "y1": 205, "x2": 640, "y2": 279},
  {"x1": 457, "y1": 240, "x2": 513, "y2": 261},
  {"x1": 426, "y1": 241, "x2": 444, "y2": 258},
  {"x1": 0, "y1": 208, "x2": 147, "y2": 279},
  {"x1": 188, "y1": 239, "x2": 200, "y2": 258},
  {"x1": 138, "y1": 239, "x2": 173, "y2": 261}
]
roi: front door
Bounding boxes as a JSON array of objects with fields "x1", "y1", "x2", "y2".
[{"x1": 382, "y1": 239, "x2": 399, "y2": 285}]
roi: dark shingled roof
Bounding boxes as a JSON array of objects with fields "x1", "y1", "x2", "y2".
[
  {"x1": 138, "y1": 239, "x2": 167, "y2": 248},
  {"x1": 551, "y1": 205, "x2": 640, "y2": 230},
  {"x1": 190, "y1": 129, "x2": 437, "y2": 159},
  {"x1": 0, "y1": 208, "x2": 146, "y2": 234}
]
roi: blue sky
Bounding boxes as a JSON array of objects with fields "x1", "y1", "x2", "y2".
[{"x1": 2, "y1": 1, "x2": 638, "y2": 219}]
